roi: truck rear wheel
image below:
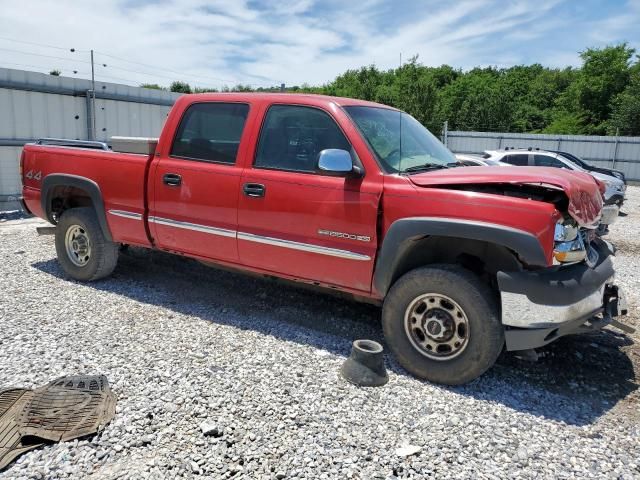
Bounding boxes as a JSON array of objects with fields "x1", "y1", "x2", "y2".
[
  {"x1": 382, "y1": 265, "x2": 503, "y2": 385},
  {"x1": 55, "y1": 207, "x2": 119, "y2": 281}
]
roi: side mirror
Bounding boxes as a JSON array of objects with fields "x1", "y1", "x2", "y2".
[{"x1": 316, "y1": 149, "x2": 363, "y2": 178}]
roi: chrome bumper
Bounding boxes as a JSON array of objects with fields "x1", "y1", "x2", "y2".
[
  {"x1": 496, "y1": 240, "x2": 630, "y2": 350},
  {"x1": 501, "y1": 283, "x2": 628, "y2": 351},
  {"x1": 501, "y1": 283, "x2": 608, "y2": 328}
]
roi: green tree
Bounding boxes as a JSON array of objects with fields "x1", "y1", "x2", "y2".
[
  {"x1": 608, "y1": 64, "x2": 640, "y2": 135},
  {"x1": 315, "y1": 44, "x2": 638, "y2": 135},
  {"x1": 140, "y1": 83, "x2": 165, "y2": 90},
  {"x1": 193, "y1": 86, "x2": 219, "y2": 93},
  {"x1": 170, "y1": 81, "x2": 192, "y2": 93},
  {"x1": 566, "y1": 44, "x2": 636, "y2": 134},
  {"x1": 49, "y1": 69, "x2": 61, "y2": 76}
]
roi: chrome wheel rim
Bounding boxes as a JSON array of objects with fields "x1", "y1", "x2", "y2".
[
  {"x1": 404, "y1": 293, "x2": 470, "y2": 361},
  {"x1": 65, "y1": 225, "x2": 91, "y2": 267}
]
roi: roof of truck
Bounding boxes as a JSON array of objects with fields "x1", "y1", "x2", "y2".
[{"x1": 179, "y1": 92, "x2": 397, "y2": 110}]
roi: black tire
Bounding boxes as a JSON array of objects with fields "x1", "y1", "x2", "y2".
[
  {"x1": 382, "y1": 265, "x2": 503, "y2": 385},
  {"x1": 55, "y1": 207, "x2": 119, "y2": 281}
]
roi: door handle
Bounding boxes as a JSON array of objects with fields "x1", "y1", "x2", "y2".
[
  {"x1": 243, "y1": 183, "x2": 265, "y2": 198},
  {"x1": 163, "y1": 173, "x2": 182, "y2": 186}
]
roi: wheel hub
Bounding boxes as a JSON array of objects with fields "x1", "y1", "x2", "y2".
[
  {"x1": 424, "y1": 309, "x2": 454, "y2": 341},
  {"x1": 404, "y1": 293, "x2": 470, "y2": 361},
  {"x1": 65, "y1": 225, "x2": 91, "y2": 267}
]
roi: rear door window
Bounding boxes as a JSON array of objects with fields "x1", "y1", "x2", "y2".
[
  {"x1": 171, "y1": 103, "x2": 250, "y2": 164},
  {"x1": 502, "y1": 154, "x2": 529, "y2": 166}
]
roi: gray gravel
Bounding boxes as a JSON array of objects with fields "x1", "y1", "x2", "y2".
[{"x1": 1, "y1": 189, "x2": 640, "y2": 479}]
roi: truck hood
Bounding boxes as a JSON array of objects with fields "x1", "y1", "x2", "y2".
[{"x1": 408, "y1": 166, "x2": 603, "y2": 227}]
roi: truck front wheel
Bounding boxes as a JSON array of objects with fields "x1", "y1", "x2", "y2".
[
  {"x1": 55, "y1": 207, "x2": 119, "y2": 281},
  {"x1": 382, "y1": 265, "x2": 503, "y2": 385}
]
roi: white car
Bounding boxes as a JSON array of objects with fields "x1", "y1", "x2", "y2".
[
  {"x1": 454, "y1": 154, "x2": 510, "y2": 167},
  {"x1": 482, "y1": 149, "x2": 624, "y2": 231}
]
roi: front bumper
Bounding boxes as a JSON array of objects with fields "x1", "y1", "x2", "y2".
[
  {"x1": 604, "y1": 191, "x2": 625, "y2": 207},
  {"x1": 600, "y1": 204, "x2": 619, "y2": 225},
  {"x1": 497, "y1": 241, "x2": 629, "y2": 350}
]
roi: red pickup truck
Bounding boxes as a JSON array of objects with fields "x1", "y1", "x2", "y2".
[{"x1": 20, "y1": 93, "x2": 628, "y2": 385}]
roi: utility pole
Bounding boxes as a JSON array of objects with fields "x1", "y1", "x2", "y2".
[
  {"x1": 612, "y1": 127, "x2": 620, "y2": 168},
  {"x1": 71, "y1": 47, "x2": 99, "y2": 140},
  {"x1": 399, "y1": 52, "x2": 402, "y2": 68},
  {"x1": 442, "y1": 120, "x2": 449, "y2": 147},
  {"x1": 90, "y1": 49, "x2": 96, "y2": 140}
]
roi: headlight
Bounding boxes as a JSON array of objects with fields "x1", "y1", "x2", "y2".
[
  {"x1": 553, "y1": 221, "x2": 585, "y2": 264},
  {"x1": 554, "y1": 222, "x2": 578, "y2": 242},
  {"x1": 553, "y1": 235, "x2": 587, "y2": 264}
]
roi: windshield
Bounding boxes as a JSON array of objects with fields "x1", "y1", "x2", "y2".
[
  {"x1": 557, "y1": 155, "x2": 587, "y2": 172},
  {"x1": 484, "y1": 159, "x2": 503, "y2": 166},
  {"x1": 557, "y1": 151, "x2": 588, "y2": 168},
  {"x1": 559, "y1": 153, "x2": 587, "y2": 172},
  {"x1": 343, "y1": 106, "x2": 457, "y2": 173}
]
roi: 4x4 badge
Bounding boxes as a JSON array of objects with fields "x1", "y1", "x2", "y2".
[{"x1": 25, "y1": 170, "x2": 42, "y2": 181}]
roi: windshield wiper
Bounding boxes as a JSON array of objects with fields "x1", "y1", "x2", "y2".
[{"x1": 402, "y1": 163, "x2": 450, "y2": 174}]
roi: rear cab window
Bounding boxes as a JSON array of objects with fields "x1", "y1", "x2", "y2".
[
  {"x1": 171, "y1": 103, "x2": 250, "y2": 164},
  {"x1": 254, "y1": 105, "x2": 352, "y2": 173}
]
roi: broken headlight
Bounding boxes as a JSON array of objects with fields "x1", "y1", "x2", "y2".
[{"x1": 554, "y1": 221, "x2": 579, "y2": 242}]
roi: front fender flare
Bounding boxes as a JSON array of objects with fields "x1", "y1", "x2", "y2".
[
  {"x1": 373, "y1": 217, "x2": 548, "y2": 296},
  {"x1": 41, "y1": 173, "x2": 113, "y2": 242}
]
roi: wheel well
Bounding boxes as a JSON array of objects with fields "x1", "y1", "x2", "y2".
[
  {"x1": 48, "y1": 185, "x2": 94, "y2": 222},
  {"x1": 387, "y1": 235, "x2": 521, "y2": 292},
  {"x1": 41, "y1": 174, "x2": 113, "y2": 242}
]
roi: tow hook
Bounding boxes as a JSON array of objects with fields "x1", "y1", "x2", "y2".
[{"x1": 604, "y1": 284, "x2": 635, "y2": 334}]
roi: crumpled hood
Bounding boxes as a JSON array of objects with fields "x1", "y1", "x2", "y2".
[{"x1": 408, "y1": 166, "x2": 603, "y2": 226}]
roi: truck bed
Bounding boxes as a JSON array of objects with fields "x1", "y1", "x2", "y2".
[{"x1": 21, "y1": 141, "x2": 153, "y2": 247}]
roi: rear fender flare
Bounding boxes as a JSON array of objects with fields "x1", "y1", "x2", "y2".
[
  {"x1": 41, "y1": 174, "x2": 113, "y2": 241},
  {"x1": 373, "y1": 217, "x2": 548, "y2": 296}
]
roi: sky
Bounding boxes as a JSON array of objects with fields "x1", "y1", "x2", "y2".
[{"x1": 0, "y1": 0, "x2": 639, "y2": 90}]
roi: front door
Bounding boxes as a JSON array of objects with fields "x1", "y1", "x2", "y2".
[
  {"x1": 237, "y1": 104, "x2": 381, "y2": 292},
  {"x1": 150, "y1": 102, "x2": 251, "y2": 263}
]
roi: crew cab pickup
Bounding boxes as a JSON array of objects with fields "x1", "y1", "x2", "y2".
[{"x1": 20, "y1": 93, "x2": 629, "y2": 385}]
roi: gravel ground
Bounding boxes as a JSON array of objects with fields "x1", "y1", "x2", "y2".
[{"x1": 1, "y1": 189, "x2": 639, "y2": 479}]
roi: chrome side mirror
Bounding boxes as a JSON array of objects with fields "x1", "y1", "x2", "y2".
[{"x1": 316, "y1": 149, "x2": 362, "y2": 177}]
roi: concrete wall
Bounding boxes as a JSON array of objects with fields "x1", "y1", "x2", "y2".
[
  {"x1": 446, "y1": 130, "x2": 640, "y2": 181},
  {"x1": 0, "y1": 67, "x2": 181, "y2": 204}
]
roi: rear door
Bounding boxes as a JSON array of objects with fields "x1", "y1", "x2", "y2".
[
  {"x1": 236, "y1": 104, "x2": 381, "y2": 292},
  {"x1": 150, "y1": 102, "x2": 251, "y2": 262}
]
